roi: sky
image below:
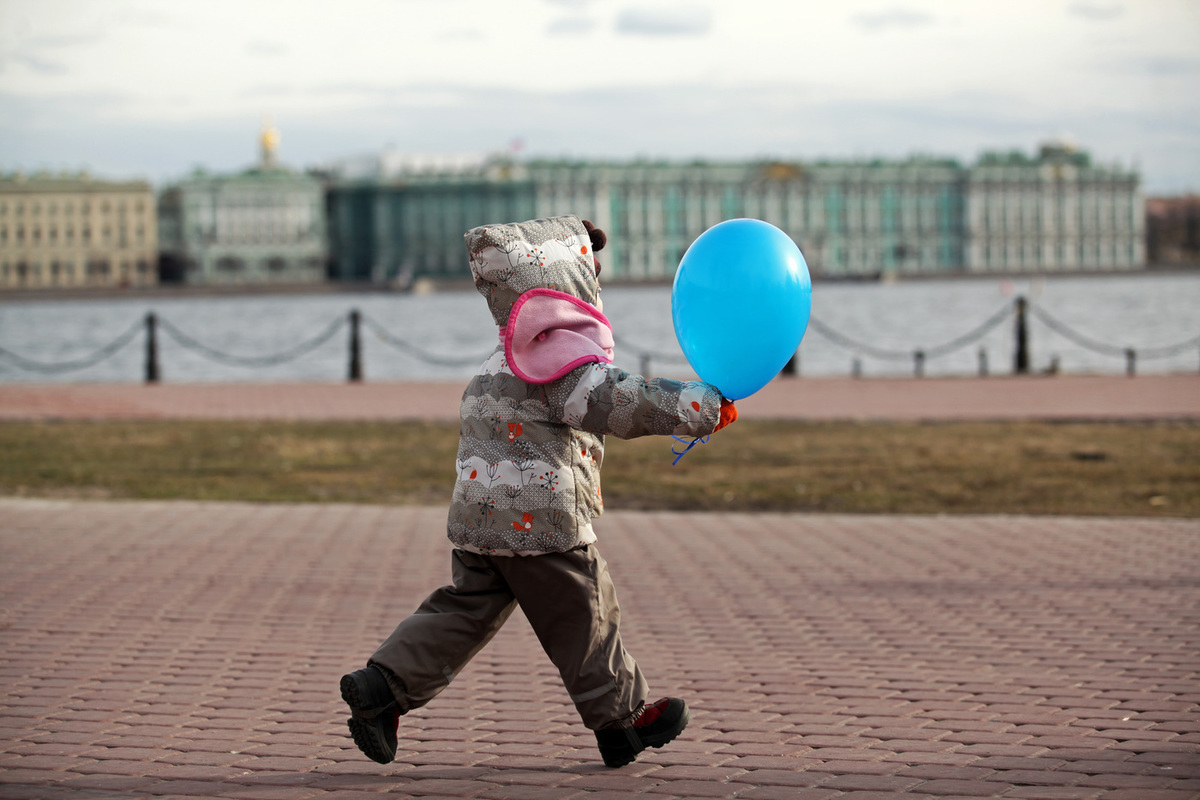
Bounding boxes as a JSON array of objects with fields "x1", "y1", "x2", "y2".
[{"x1": 1, "y1": 0, "x2": 1198, "y2": 193}]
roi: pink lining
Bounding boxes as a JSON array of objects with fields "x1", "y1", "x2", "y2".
[{"x1": 503, "y1": 289, "x2": 614, "y2": 384}]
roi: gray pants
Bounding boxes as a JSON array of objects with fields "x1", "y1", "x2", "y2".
[{"x1": 368, "y1": 545, "x2": 648, "y2": 730}]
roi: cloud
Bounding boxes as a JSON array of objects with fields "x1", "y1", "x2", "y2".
[
  {"x1": 247, "y1": 40, "x2": 289, "y2": 57},
  {"x1": 115, "y1": 7, "x2": 174, "y2": 28},
  {"x1": 240, "y1": 84, "x2": 298, "y2": 99},
  {"x1": 1128, "y1": 56, "x2": 1200, "y2": 77},
  {"x1": 26, "y1": 33, "x2": 105, "y2": 49},
  {"x1": 9, "y1": 53, "x2": 69, "y2": 76},
  {"x1": 2, "y1": 75, "x2": 1198, "y2": 193},
  {"x1": 616, "y1": 5, "x2": 712, "y2": 36},
  {"x1": 1067, "y1": 2, "x2": 1125, "y2": 21},
  {"x1": 852, "y1": 7, "x2": 935, "y2": 32},
  {"x1": 546, "y1": 15, "x2": 599, "y2": 35}
]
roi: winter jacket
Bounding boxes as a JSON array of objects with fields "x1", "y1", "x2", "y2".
[{"x1": 447, "y1": 215, "x2": 723, "y2": 556}]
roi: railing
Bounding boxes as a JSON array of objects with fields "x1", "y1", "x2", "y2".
[{"x1": 1, "y1": 298, "x2": 1197, "y2": 383}]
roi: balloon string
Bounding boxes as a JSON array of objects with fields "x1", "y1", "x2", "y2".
[{"x1": 671, "y1": 435, "x2": 710, "y2": 466}]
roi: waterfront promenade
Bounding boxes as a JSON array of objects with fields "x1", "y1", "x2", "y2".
[
  {"x1": 1, "y1": 376, "x2": 1198, "y2": 799},
  {"x1": 2, "y1": 373, "x2": 1199, "y2": 422}
]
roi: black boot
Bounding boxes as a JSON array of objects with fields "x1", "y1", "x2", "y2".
[
  {"x1": 595, "y1": 697, "x2": 690, "y2": 768},
  {"x1": 339, "y1": 666, "x2": 400, "y2": 764}
]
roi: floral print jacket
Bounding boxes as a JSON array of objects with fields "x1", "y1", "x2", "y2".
[{"x1": 447, "y1": 215, "x2": 723, "y2": 556}]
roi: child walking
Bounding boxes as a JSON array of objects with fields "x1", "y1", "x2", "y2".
[{"x1": 340, "y1": 215, "x2": 736, "y2": 768}]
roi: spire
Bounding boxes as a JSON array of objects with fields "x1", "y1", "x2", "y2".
[{"x1": 260, "y1": 118, "x2": 280, "y2": 169}]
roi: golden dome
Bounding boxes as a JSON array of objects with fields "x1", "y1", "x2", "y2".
[{"x1": 260, "y1": 122, "x2": 280, "y2": 166}]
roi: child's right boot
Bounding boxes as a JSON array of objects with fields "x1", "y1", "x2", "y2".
[
  {"x1": 339, "y1": 665, "x2": 401, "y2": 764},
  {"x1": 594, "y1": 697, "x2": 690, "y2": 768}
]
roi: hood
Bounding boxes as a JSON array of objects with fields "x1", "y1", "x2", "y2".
[{"x1": 465, "y1": 215, "x2": 601, "y2": 328}]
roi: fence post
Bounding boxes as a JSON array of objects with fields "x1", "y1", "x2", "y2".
[
  {"x1": 914, "y1": 349, "x2": 925, "y2": 378},
  {"x1": 1125, "y1": 347, "x2": 1136, "y2": 377},
  {"x1": 144, "y1": 312, "x2": 160, "y2": 384},
  {"x1": 640, "y1": 354, "x2": 651, "y2": 378},
  {"x1": 781, "y1": 352, "x2": 797, "y2": 377},
  {"x1": 1014, "y1": 296, "x2": 1029, "y2": 375},
  {"x1": 348, "y1": 309, "x2": 363, "y2": 382},
  {"x1": 978, "y1": 346, "x2": 988, "y2": 377},
  {"x1": 852, "y1": 357, "x2": 862, "y2": 379}
]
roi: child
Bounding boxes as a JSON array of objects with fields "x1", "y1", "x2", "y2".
[{"x1": 340, "y1": 215, "x2": 736, "y2": 768}]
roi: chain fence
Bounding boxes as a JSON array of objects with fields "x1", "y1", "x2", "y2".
[
  {"x1": 360, "y1": 313, "x2": 492, "y2": 368},
  {"x1": 806, "y1": 301, "x2": 1015, "y2": 376},
  {"x1": 1028, "y1": 302, "x2": 1200, "y2": 360},
  {"x1": 0, "y1": 318, "x2": 143, "y2": 375},
  {"x1": 157, "y1": 315, "x2": 348, "y2": 369},
  {"x1": 0, "y1": 299, "x2": 1196, "y2": 382}
]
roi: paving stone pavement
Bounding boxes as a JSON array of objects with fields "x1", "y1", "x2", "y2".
[{"x1": 1, "y1": 499, "x2": 1198, "y2": 799}]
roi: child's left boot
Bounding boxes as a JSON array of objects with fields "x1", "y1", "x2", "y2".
[
  {"x1": 339, "y1": 666, "x2": 401, "y2": 764},
  {"x1": 594, "y1": 697, "x2": 690, "y2": 768}
]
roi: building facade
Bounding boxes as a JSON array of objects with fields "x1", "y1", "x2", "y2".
[
  {"x1": 529, "y1": 158, "x2": 967, "y2": 279},
  {"x1": 324, "y1": 142, "x2": 1144, "y2": 283},
  {"x1": 0, "y1": 173, "x2": 157, "y2": 290},
  {"x1": 1142, "y1": 195, "x2": 1197, "y2": 266},
  {"x1": 963, "y1": 143, "x2": 1144, "y2": 273},
  {"x1": 157, "y1": 128, "x2": 328, "y2": 285},
  {"x1": 325, "y1": 159, "x2": 535, "y2": 284}
]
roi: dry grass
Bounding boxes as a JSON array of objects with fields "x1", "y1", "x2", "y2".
[{"x1": 0, "y1": 419, "x2": 1196, "y2": 517}]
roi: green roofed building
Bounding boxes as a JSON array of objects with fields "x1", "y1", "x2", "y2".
[
  {"x1": 963, "y1": 142, "x2": 1143, "y2": 273},
  {"x1": 325, "y1": 155, "x2": 534, "y2": 285},
  {"x1": 324, "y1": 141, "x2": 1143, "y2": 283},
  {"x1": 157, "y1": 125, "x2": 328, "y2": 285}
]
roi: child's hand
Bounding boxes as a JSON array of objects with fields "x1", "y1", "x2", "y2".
[{"x1": 714, "y1": 398, "x2": 738, "y2": 432}]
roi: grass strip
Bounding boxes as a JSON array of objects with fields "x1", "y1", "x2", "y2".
[{"x1": 0, "y1": 419, "x2": 1196, "y2": 517}]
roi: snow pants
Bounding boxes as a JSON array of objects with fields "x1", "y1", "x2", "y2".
[{"x1": 367, "y1": 544, "x2": 648, "y2": 730}]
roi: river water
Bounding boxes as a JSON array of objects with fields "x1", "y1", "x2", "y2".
[{"x1": 1, "y1": 273, "x2": 1197, "y2": 384}]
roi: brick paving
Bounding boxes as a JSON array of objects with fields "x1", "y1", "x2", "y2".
[
  {"x1": 1, "y1": 499, "x2": 1198, "y2": 799},
  {"x1": 2, "y1": 374, "x2": 1198, "y2": 422}
]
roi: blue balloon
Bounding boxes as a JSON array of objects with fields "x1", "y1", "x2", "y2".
[{"x1": 671, "y1": 219, "x2": 812, "y2": 400}]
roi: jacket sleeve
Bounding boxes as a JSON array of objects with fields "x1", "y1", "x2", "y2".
[{"x1": 544, "y1": 362, "x2": 723, "y2": 440}]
